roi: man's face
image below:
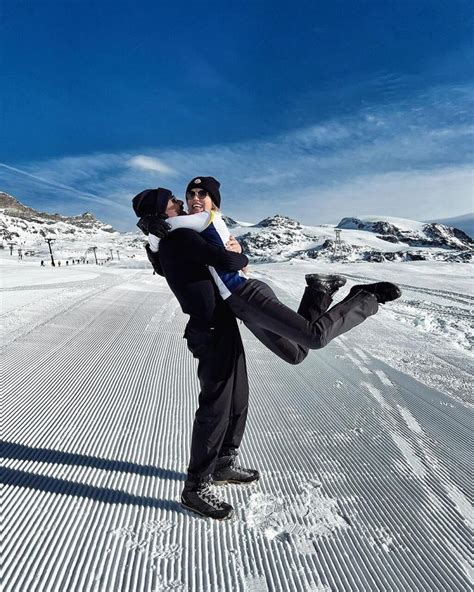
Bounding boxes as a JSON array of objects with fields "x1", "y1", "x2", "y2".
[
  {"x1": 165, "y1": 197, "x2": 184, "y2": 217},
  {"x1": 186, "y1": 188, "x2": 214, "y2": 214}
]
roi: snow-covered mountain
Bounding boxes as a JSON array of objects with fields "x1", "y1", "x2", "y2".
[
  {"x1": 0, "y1": 192, "x2": 142, "y2": 261},
  {"x1": 234, "y1": 214, "x2": 473, "y2": 263},
  {"x1": 337, "y1": 216, "x2": 472, "y2": 250},
  {"x1": 0, "y1": 192, "x2": 117, "y2": 236},
  {"x1": 2, "y1": 192, "x2": 472, "y2": 264}
]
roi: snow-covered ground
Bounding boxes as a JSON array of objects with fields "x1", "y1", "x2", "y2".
[{"x1": 2, "y1": 253, "x2": 472, "y2": 591}]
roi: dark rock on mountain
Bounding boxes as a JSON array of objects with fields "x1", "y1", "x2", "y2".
[
  {"x1": 221, "y1": 215, "x2": 238, "y2": 227},
  {"x1": 377, "y1": 235, "x2": 399, "y2": 243},
  {"x1": 423, "y1": 223, "x2": 473, "y2": 249},
  {"x1": 255, "y1": 215, "x2": 301, "y2": 230}
]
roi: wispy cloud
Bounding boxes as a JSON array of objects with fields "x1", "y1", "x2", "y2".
[
  {"x1": 127, "y1": 155, "x2": 177, "y2": 175},
  {"x1": 1, "y1": 84, "x2": 472, "y2": 231},
  {"x1": 289, "y1": 166, "x2": 474, "y2": 224},
  {"x1": 0, "y1": 162, "x2": 126, "y2": 210}
]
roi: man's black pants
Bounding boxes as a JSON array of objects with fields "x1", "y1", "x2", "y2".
[
  {"x1": 227, "y1": 279, "x2": 379, "y2": 364},
  {"x1": 184, "y1": 311, "x2": 249, "y2": 483}
]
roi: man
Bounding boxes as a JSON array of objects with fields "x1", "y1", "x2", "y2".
[{"x1": 132, "y1": 183, "x2": 259, "y2": 521}]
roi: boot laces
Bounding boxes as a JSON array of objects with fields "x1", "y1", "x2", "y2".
[
  {"x1": 230, "y1": 457, "x2": 254, "y2": 476},
  {"x1": 199, "y1": 483, "x2": 223, "y2": 510}
]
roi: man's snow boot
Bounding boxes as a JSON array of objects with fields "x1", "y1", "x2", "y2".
[
  {"x1": 211, "y1": 454, "x2": 260, "y2": 485},
  {"x1": 348, "y1": 281, "x2": 401, "y2": 304},
  {"x1": 181, "y1": 479, "x2": 233, "y2": 520},
  {"x1": 305, "y1": 274, "x2": 347, "y2": 296}
]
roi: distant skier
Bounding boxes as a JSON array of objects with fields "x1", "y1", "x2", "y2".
[{"x1": 136, "y1": 177, "x2": 401, "y2": 365}]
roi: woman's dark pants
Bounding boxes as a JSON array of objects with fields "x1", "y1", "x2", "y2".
[{"x1": 227, "y1": 279, "x2": 379, "y2": 364}]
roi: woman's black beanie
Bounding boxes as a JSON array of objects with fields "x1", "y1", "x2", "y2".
[{"x1": 186, "y1": 176, "x2": 221, "y2": 208}]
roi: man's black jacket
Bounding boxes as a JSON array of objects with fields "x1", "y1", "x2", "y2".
[{"x1": 146, "y1": 228, "x2": 248, "y2": 330}]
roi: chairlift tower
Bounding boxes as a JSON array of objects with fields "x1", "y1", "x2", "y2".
[
  {"x1": 334, "y1": 229, "x2": 342, "y2": 257},
  {"x1": 45, "y1": 238, "x2": 56, "y2": 266},
  {"x1": 8, "y1": 242, "x2": 15, "y2": 255},
  {"x1": 83, "y1": 246, "x2": 99, "y2": 265}
]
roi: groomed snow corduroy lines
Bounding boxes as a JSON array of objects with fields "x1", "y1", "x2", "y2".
[
  {"x1": 3, "y1": 272, "x2": 472, "y2": 592},
  {"x1": 241, "y1": 338, "x2": 471, "y2": 591}
]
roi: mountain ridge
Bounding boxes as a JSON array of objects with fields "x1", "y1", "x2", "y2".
[
  {"x1": 0, "y1": 192, "x2": 115, "y2": 230},
  {"x1": 1, "y1": 191, "x2": 472, "y2": 264}
]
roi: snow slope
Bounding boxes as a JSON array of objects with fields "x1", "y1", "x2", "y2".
[{"x1": 2, "y1": 254, "x2": 472, "y2": 591}]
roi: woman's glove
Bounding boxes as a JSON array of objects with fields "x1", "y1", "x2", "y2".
[{"x1": 137, "y1": 214, "x2": 171, "y2": 238}]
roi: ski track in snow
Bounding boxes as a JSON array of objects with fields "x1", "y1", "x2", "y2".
[{"x1": 2, "y1": 261, "x2": 473, "y2": 592}]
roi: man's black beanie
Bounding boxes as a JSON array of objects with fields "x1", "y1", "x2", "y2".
[
  {"x1": 132, "y1": 187, "x2": 173, "y2": 217},
  {"x1": 186, "y1": 176, "x2": 221, "y2": 208}
]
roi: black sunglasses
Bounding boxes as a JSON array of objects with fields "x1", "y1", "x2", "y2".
[{"x1": 186, "y1": 189, "x2": 209, "y2": 199}]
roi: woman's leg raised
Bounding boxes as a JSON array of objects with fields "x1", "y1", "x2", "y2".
[{"x1": 227, "y1": 279, "x2": 378, "y2": 351}]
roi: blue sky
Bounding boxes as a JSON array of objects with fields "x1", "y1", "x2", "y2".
[{"x1": 1, "y1": 0, "x2": 473, "y2": 230}]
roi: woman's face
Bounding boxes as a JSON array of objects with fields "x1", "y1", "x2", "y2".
[{"x1": 186, "y1": 189, "x2": 214, "y2": 214}]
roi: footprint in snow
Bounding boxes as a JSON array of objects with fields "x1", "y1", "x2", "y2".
[{"x1": 244, "y1": 479, "x2": 350, "y2": 553}]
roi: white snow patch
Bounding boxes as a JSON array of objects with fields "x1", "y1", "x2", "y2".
[
  {"x1": 390, "y1": 432, "x2": 426, "y2": 478},
  {"x1": 443, "y1": 482, "x2": 474, "y2": 529},
  {"x1": 354, "y1": 347, "x2": 371, "y2": 363},
  {"x1": 361, "y1": 382, "x2": 392, "y2": 410},
  {"x1": 345, "y1": 352, "x2": 371, "y2": 374},
  {"x1": 373, "y1": 370, "x2": 393, "y2": 387},
  {"x1": 397, "y1": 406, "x2": 424, "y2": 435},
  {"x1": 243, "y1": 574, "x2": 269, "y2": 592}
]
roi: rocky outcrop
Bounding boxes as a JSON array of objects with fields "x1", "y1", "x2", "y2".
[
  {"x1": 0, "y1": 192, "x2": 117, "y2": 244},
  {"x1": 255, "y1": 215, "x2": 302, "y2": 230},
  {"x1": 239, "y1": 216, "x2": 310, "y2": 261},
  {"x1": 221, "y1": 215, "x2": 238, "y2": 228},
  {"x1": 337, "y1": 216, "x2": 472, "y2": 250}
]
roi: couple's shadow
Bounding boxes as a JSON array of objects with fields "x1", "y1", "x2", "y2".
[{"x1": 1, "y1": 440, "x2": 186, "y2": 513}]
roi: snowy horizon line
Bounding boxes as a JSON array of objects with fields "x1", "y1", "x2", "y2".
[{"x1": 1, "y1": 188, "x2": 472, "y2": 235}]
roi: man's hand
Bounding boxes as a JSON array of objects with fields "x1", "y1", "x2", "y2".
[
  {"x1": 226, "y1": 235, "x2": 242, "y2": 253},
  {"x1": 137, "y1": 214, "x2": 171, "y2": 238}
]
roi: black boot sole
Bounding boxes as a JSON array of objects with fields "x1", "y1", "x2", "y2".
[
  {"x1": 180, "y1": 500, "x2": 234, "y2": 520},
  {"x1": 211, "y1": 477, "x2": 260, "y2": 485},
  {"x1": 349, "y1": 283, "x2": 401, "y2": 304}
]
